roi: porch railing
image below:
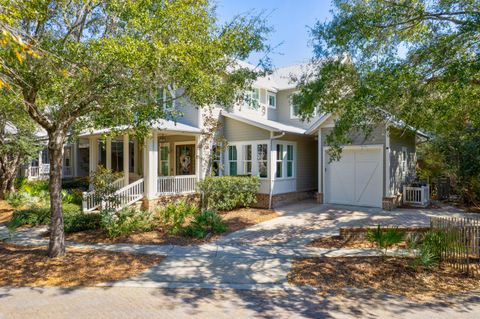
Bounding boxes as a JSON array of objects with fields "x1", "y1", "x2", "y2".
[
  {"x1": 157, "y1": 175, "x2": 197, "y2": 195},
  {"x1": 29, "y1": 166, "x2": 40, "y2": 178},
  {"x1": 403, "y1": 185, "x2": 430, "y2": 207},
  {"x1": 108, "y1": 178, "x2": 144, "y2": 211},
  {"x1": 81, "y1": 177, "x2": 128, "y2": 212}
]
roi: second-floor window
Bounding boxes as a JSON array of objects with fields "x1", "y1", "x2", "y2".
[
  {"x1": 159, "y1": 87, "x2": 175, "y2": 111},
  {"x1": 243, "y1": 88, "x2": 260, "y2": 109},
  {"x1": 268, "y1": 92, "x2": 276, "y2": 109}
]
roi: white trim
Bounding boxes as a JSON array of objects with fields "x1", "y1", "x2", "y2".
[
  {"x1": 267, "y1": 91, "x2": 276, "y2": 109},
  {"x1": 225, "y1": 140, "x2": 271, "y2": 179},
  {"x1": 322, "y1": 144, "x2": 384, "y2": 207},
  {"x1": 173, "y1": 141, "x2": 196, "y2": 176},
  {"x1": 272, "y1": 141, "x2": 297, "y2": 180},
  {"x1": 317, "y1": 128, "x2": 322, "y2": 194}
]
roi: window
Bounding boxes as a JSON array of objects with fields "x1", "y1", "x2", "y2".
[
  {"x1": 228, "y1": 145, "x2": 237, "y2": 176},
  {"x1": 243, "y1": 144, "x2": 252, "y2": 174},
  {"x1": 286, "y1": 145, "x2": 294, "y2": 177},
  {"x1": 290, "y1": 103, "x2": 300, "y2": 119},
  {"x1": 276, "y1": 144, "x2": 284, "y2": 178},
  {"x1": 159, "y1": 144, "x2": 169, "y2": 176},
  {"x1": 41, "y1": 149, "x2": 49, "y2": 164},
  {"x1": 268, "y1": 92, "x2": 276, "y2": 108},
  {"x1": 257, "y1": 144, "x2": 268, "y2": 178},
  {"x1": 401, "y1": 147, "x2": 407, "y2": 178},
  {"x1": 243, "y1": 88, "x2": 260, "y2": 109},
  {"x1": 159, "y1": 87, "x2": 175, "y2": 110},
  {"x1": 212, "y1": 144, "x2": 222, "y2": 176}
]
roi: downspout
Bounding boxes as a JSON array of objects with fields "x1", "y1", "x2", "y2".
[{"x1": 269, "y1": 131, "x2": 286, "y2": 209}]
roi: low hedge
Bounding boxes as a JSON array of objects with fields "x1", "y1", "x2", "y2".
[
  {"x1": 8, "y1": 203, "x2": 101, "y2": 233},
  {"x1": 197, "y1": 176, "x2": 260, "y2": 211}
]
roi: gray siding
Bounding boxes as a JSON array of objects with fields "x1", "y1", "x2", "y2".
[
  {"x1": 174, "y1": 95, "x2": 200, "y2": 127},
  {"x1": 275, "y1": 88, "x2": 319, "y2": 129},
  {"x1": 388, "y1": 128, "x2": 416, "y2": 195},
  {"x1": 222, "y1": 117, "x2": 271, "y2": 141},
  {"x1": 280, "y1": 133, "x2": 318, "y2": 192}
]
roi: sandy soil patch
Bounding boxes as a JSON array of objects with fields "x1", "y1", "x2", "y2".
[
  {"x1": 0, "y1": 200, "x2": 14, "y2": 225},
  {"x1": 0, "y1": 244, "x2": 163, "y2": 287}
]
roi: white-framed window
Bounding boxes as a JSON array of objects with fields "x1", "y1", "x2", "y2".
[
  {"x1": 212, "y1": 144, "x2": 222, "y2": 176},
  {"x1": 286, "y1": 145, "x2": 294, "y2": 177},
  {"x1": 276, "y1": 144, "x2": 284, "y2": 178},
  {"x1": 159, "y1": 143, "x2": 170, "y2": 176},
  {"x1": 159, "y1": 87, "x2": 175, "y2": 110},
  {"x1": 228, "y1": 145, "x2": 238, "y2": 176},
  {"x1": 243, "y1": 88, "x2": 260, "y2": 109},
  {"x1": 243, "y1": 144, "x2": 252, "y2": 175},
  {"x1": 290, "y1": 96, "x2": 300, "y2": 119},
  {"x1": 257, "y1": 144, "x2": 268, "y2": 178},
  {"x1": 267, "y1": 92, "x2": 276, "y2": 109}
]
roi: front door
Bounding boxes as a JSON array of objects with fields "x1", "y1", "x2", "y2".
[{"x1": 176, "y1": 144, "x2": 195, "y2": 175}]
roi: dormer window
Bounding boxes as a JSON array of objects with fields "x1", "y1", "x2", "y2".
[
  {"x1": 243, "y1": 88, "x2": 260, "y2": 109},
  {"x1": 267, "y1": 92, "x2": 276, "y2": 109}
]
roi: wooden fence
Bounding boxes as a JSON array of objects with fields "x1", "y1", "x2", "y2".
[{"x1": 430, "y1": 216, "x2": 480, "y2": 277}]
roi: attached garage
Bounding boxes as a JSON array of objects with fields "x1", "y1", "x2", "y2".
[{"x1": 324, "y1": 146, "x2": 383, "y2": 208}]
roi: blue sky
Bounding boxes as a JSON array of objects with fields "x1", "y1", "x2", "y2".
[{"x1": 215, "y1": 0, "x2": 333, "y2": 67}]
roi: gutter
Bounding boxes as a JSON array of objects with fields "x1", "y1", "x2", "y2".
[{"x1": 269, "y1": 131, "x2": 286, "y2": 209}]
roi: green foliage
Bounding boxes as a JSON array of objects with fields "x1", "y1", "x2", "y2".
[
  {"x1": 158, "y1": 200, "x2": 199, "y2": 235},
  {"x1": 100, "y1": 208, "x2": 156, "y2": 239},
  {"x1": 366, "y1": 225, "x2": 404, "y2": 255},
  {"x1": 184, "y1": 210, "x2": 227, "y2": 238},
  {"x1": 294, "y1": 0, "x2": 480, "y2": 158},
  {"x1": 198, "y1": 176, "x2": 260, "y2": 211},
  {"x1": 62, "y1": 178, "x2": 89, "y2": 191},
  {"x1": 7, "y1": 203, "x2": 94, "y2": 233},
  {"x1": 18, "y1": 180, "x2": 49, "y2": 196},
  {"x1": 90, "y1": 166, "x2": 123, "y2": 207}
]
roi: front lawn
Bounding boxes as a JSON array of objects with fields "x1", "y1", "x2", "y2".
[{"x1": 0, "y1": 243, "x2": 163, "y2": 287}]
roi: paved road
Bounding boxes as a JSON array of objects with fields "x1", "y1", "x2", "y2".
[{"x1": 1, "y1": 286, "x2": 479, "y2": 319}]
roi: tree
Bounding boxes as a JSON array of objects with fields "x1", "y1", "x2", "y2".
[
  {"x1": 0, "y1": 95, "x2": 39, "y2": 198},
  {"x1": 294, "y1": 0, "x2": 480, "y2": 155},
  {"x1": 0, "y1": 0, "x2": 269, "y2": 257}
]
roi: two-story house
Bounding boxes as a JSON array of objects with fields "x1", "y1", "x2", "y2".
[{"x1": 23, "y1": 62, "x2": 423, "y2": 211}]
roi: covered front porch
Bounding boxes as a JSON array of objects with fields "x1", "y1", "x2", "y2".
[{"x1": 81, "y1": 121, "x2": 202, "y2": 211}]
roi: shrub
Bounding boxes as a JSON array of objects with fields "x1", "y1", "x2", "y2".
[
  {"x1": 184, "y1": 210, "x2": 227, "y2": 238},
  {"x1": 197, "y1": 176, "x2": 260, "y2": 211},
  {"x1": 90, "y1": 166, "x2": 123, "y2": 207},
  {"x1": 7, "y1": 203, "x2": 97, "y2": 233},
  {"x1": 411, "y1": 230, "x2": 448, "y2": 268},
  {"x1": 62, "y1": 177, "x2": 89, "y2": 191},
  {"x1": 100, "y1": 208, "x2": 156, "y2": 238},
  {"x1": 5, "y1": 192, "x2": 31, "y2": 209},
  {"x1": 158, "y1": 200, "x2": 199, "y2": 235},
  {"x1": 366, "y1": 225, "x2": 404, "y2": 255},
  {"x1": 18, "y1": 180, "x2": 49, "y2": 196}
]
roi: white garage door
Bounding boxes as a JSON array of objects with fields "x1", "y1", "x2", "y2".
[{"x1": 325, "y1": 147, "x2": 383, "y2": 208}]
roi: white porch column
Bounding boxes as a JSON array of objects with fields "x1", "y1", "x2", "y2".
[
  {"x1": 73, "y1": 141, "x2": 78, "y2": 177},
  {"x1": 133, "y1": 139, "x2": 138, "y2": 174},
  {"x1": 106, "y1": 137, "x2": 112, "y2": 170},
  {"x1": 317, "y1": 128, "x2": 323, "y2": 203},
  {"x1": 143, "y1": 130, "x2": 158, "y2": 199},
  {"x1": 89, "y1": 136, "x2": 98, "y2": 175},
  {"x1": 38, "y1": 150, "x2": 42, "y2": 167},
  {"x1": 195, "y1": 135, "x2": 201, "y2": 181},
  {"x1": 123, "y1": 134, "x2": 129, "y2": 186}
]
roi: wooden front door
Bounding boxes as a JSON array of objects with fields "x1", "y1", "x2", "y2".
[{"x1": 176, "y1": 144, "x2": 195, "y2": 175}]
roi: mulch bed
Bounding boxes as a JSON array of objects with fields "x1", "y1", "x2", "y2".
[
  {"x1": 288, "y1": 257, "x2": 480, "y2": 300},
  {"x1": 65, "y1": 208, "x2": 279, "y2": 246},
  {"x1": 307, "y1": 235, "x2": 407, "y2": 249},
  {"x1": 0, "y1": 243, "x2": 163, "y2": 287}
]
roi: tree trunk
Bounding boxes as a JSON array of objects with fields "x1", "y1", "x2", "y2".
[
  {"x1": 0, "y1": 154, "x2": 23, "y2": 199},
  {"x1": 47, "y1": 131, "x2": 66, "y2": 257}
]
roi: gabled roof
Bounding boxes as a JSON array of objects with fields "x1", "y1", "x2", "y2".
[
  {"x1": 78, "y1": 119, "x2": 201, "y2": 137},
  {"x1": 221, "y1": 111, "x2": 306, "y2": 135}
]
